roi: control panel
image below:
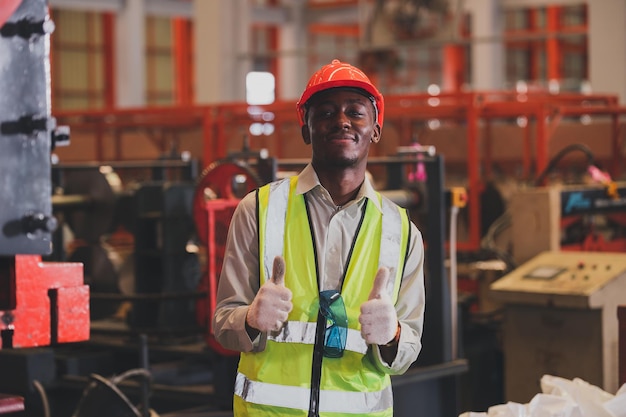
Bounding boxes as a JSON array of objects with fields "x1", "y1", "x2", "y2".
[{"x1": 490, "y1": 251, "x2": 626, "y2": 309}]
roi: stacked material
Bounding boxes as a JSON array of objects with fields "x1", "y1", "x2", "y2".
[{"x1": 460, "y1": 375, "x2": 626, "y2": 417}]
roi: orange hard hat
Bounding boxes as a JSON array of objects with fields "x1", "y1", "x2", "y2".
[{"x1": 296, "y1": 59, "x2": 384, "y2": 128}]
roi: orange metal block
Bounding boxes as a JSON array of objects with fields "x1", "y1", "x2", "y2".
[
  {"x1": 1, "y1": 255, "x2": 89, "y2": 349},
  {"x1": 53, "y1": 285, "x2": 90, "y2": 343}
]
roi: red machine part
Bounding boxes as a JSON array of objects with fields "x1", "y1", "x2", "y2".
[
  {"x1": 561, "y1": 212, "x2": 626, "y2": 253},
  {"x1": 193, "y1": 160, "x2": 262, "y2": 355},
  {"x1": 0, "y1": 255, "x2": 89, "y2": 348},
  {"x1": 196, "y1": 199, "x2": 240, "y2": 356},
  {"x1": 192, "y1": 160, "x2": 262, "y2": 246},
  {"x1": 561, "y1": 231, "x2": 626, "y2": 252}
]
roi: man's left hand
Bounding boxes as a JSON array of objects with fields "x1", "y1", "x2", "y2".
[{"x1": 358, "y1": 267, "x2": 398, "y2": 345}]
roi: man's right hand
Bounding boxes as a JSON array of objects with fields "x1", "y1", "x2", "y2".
[{"x1": 246, "y1": 256, "x2": 293, "y2": 333}]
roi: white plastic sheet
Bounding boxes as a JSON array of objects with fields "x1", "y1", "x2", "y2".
[{"x1": 459, "y1": 375, "x2": 626, "y2": 417}]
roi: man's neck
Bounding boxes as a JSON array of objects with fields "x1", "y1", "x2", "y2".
[{"x1": 314, "y1": 165, "x2": 365, "y2": 207}]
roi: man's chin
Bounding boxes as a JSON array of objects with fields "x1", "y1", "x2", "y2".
[{"x1": 318, "y1": 156, "x2": 358, "y2": 169}]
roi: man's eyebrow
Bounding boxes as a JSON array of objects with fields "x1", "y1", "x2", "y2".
[
  {"x1": 314, "y1": 97, "x2": 369, "y2": 106},
  {"x1": 346, "y1": 97, "x2": 369, "y2": 104}
]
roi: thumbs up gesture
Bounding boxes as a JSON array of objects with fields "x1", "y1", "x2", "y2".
[
  {"x1": 359, "y1": 267, "x2": 399, "y2": 345},
  {"x1": 246, "y1": 256, "x2": 293, "y2": 333}
]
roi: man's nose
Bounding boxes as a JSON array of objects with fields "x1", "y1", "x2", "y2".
[{"x1": 335, "y1": 111, "x2": 351, "y2": 128}]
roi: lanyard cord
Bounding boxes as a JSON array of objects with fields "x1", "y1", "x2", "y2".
[
  {"x1": 303, "y1": 193, "x2": 322, "y2": 417},
  {"x1": 303, "y1": 194, "x2": 368, "y2": 417},
  {"x1": 340, "y1": 199, "x2": 368, "y2": 289}
]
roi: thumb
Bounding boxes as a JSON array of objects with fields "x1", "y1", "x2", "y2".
[
  {"x1": 270, "y1": 256, "x2": 286, "y2": 286},
  {"x1": 368, "y1": 267, "x2": 390, "y2": 300}
]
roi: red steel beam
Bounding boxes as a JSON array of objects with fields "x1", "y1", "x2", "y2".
[
  {"x1": 103, "y1": 12, "x2": 116, "y2": 109},
  {"x1": 546, "y1": 6, "x2": 562, "y2": 81},
  {"x1": 173, "y1": 18, "x2": 192, "y2": 106}
]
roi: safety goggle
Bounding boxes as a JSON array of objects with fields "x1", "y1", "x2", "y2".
[{"x1": 319, "y1": 290, "x2": 348, "y2": 358}]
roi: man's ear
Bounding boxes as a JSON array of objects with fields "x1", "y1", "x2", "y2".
[
  {"x1": 371, "y1": 123, "x2": 382, "y2": 144},
  {"x1": 301, "y1": 124, "x2": 311, "y2": 145}
]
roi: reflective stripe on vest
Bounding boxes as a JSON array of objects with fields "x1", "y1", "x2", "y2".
[
  {"x1": 379, "y1": 196, "x2": 409, "y2": 303},
  {"x1": 235, "y1": 372, "x2": 393, "y2": 414},
  {"x1": 259, "y1": 177, "x2": 291, "y2": 283},
  {"x1": 268, "y1": 320, "x2": 368, "y2": 355}
]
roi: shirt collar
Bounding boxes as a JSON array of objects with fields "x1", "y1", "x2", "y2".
[{"x1": 296, "y1": 163, "x2": 383, "y2": 213}]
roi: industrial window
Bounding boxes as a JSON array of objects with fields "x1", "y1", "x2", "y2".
[
  {"x1": 146, "y1": 15, "x2": 194, "y2": 106},
  {"x1": 50, "y1": 9, "x2": 193, "y2": 110},
  {"x1": 50, "y1": 9, "x2": 110, "y2": 111},
  {"x1": 504, "y1": 5, "x2": 588, "y2": 92},
  {"x1": 146, "y1": 15, "x2": 175, "y2": 106}
]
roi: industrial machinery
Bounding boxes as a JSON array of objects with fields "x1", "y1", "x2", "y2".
[
  {"x1": 492, "y1": 176, "x2": 626, "y2": 404},
  {"x1": 509, "y1": 181, "x2": 626, "y2": 264},
  {"x1": 192, "y1": 156, "x2": 264, "y2": 357},
  {"x1": 50, "y1": 158, "x2": 200, "y2": 328},
  {"x1": 471, "y1": 146, "x2": 626, "y2": 408},
  {"x1": 490, "y1": 250, "x2": 626, "y2": 403},
  {"x1": 0, "y1": 0, "x2": 89, "y2": 415}
]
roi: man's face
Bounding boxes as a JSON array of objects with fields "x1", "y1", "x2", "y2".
[{"x1": 302, "y1": 88, "x2": 381, "y2": 170}]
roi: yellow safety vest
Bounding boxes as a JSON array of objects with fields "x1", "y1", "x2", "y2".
[{"x1": 235, "y1": 176, "x2": 410, "y2": 416}]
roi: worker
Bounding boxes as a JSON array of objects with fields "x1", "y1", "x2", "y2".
[{"x1": 213, "y1": 59, "x2": 426, "y2": 416}]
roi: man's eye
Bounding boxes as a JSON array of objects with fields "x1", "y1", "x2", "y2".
[{"x1": 349, "y1": 110, "x2": 364, "y2": 117}]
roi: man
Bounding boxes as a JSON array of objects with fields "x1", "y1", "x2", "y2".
[{"x1": 213, "y1": 59, "x2": 425, "y2": 416}]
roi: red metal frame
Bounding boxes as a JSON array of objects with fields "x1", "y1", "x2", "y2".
[
  {"x1": 443, "y1": 45, "x2": 465, "y2": 92},
  {"x1": 205, "y1": 199, "x2": 238, "y2": 336},
  {"x1": 54, "y1": 91, "x2": 626, "y2": 251},
  {"x1": 546, "y1": 6, "x2": 562, "y2": 81}
]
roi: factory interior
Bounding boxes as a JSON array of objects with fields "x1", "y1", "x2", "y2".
[{"x1": 1, "y1": 0, "x2": 626, "y2": 416}]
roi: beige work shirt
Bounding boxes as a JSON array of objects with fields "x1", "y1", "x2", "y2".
[{"x1": 213, "y1": 164, "x2": 425, "y2": 374}]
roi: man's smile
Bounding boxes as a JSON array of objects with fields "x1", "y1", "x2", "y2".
[{"x1": 327, "y1": 134, "x2": 356, "y2": 142}]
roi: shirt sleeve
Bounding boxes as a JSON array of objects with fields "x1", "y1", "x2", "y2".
[
  {"x1": 371, "y1": 223, "x2": 426, "y2": 375},
  {"x1": 212, "y1": 191, "x2": 266, "y2": 353}
]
